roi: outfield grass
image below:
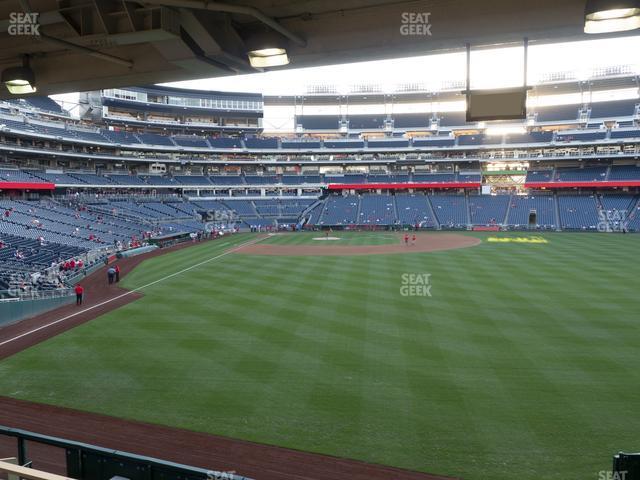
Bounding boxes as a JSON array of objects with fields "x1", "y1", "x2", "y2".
[
  {"x1": 0, "y1": 232, "x2": 639, "y2": 480},
  {"x1": 259, "y1": 230, "x2": 400, "y2": 246}
]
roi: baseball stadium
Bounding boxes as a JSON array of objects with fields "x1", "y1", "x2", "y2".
[{"x1": 0, "y1": 1, "x2": 639, "y2": 480}]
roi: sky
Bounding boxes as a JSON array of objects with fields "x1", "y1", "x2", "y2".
[
  {"x1": 160, "y1": 36, "x2": 640, "y2": 94},
  {"x1": 52, "y1": 35, "x2": 640, "y2": 118}
]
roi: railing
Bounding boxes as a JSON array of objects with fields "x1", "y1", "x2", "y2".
[
  {"x1": 0, "y1": 425, "x2": 253, "y2": 480},
  {"x1": 0, "y1": 287, "x2": 74, "y2": 302}
]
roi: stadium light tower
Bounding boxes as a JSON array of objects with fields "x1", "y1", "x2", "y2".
[{"x1": 584, "y1": 0, "x2": 640, "y2": 33}]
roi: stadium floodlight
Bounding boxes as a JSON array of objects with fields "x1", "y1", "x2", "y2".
[
  {"x1": 246, "y1": 30, "x2": 289, "y2": 68},
  {"x1": 1, "y1": 57, "x2": 36, "y2": 94},
  {"x1": 584, "y1": 0, "x2": 640, "y2": 33}
]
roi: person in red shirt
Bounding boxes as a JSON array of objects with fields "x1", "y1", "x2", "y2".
[
  {"x1": 115, "y1": 264, "x2": 121, "y2": 283},
  {"x1": 75, "y1": 284, "x2": 84, "y2": 306},
  {"x1": 404, "y1": 233, "x2": 409, "y2": 246},
  {"x1": 412, "y1": 234, "x2": 417, "y2": 246}
]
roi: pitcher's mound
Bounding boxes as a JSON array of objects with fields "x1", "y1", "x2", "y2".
[{"x1": 236, "y1": 233, "x2": 481, "y2": 256}]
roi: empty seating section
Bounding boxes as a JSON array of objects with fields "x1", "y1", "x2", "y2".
[
  {"x1": 429, "y1": 195, "x2": 468, "y2": 227},
  {"x1": 67, "y1": 129, "x2": 110, "y2": 143},
  {"x1": 0, "y1": 170, "x2": 43, "y2": 183},
  {"x1": 458, "y1": 173, "x2": 481, "y2": 182},
  {"x1": 137, "y1": 133, "x2": 175, "y2": 146},
  {"x1": 139, "y1": 175, "x2": 177, "y2": 186},
  {"x1": 209, "y1": 137, "x2": 243, "y2": 148},
  {"x1": 505, "y1": 131, "x2": 554, "y2": 144},
  {"x1": 395, "y1": 194, "x2": 436, "y2": 227},
  {"x1": 325, "y1": 174, "x2": 367, "y2": 184},
  {"x1": 599, "y1": 194, "x2": 636, "y2": 213},
  {"x1": 319, "y1": 196, "x2": 359, "y2": 225},
  {"x1": 244, "y1": 137, "x2": 278, "y2": 148},
  {"x1": 468, "y1": 195, "x2": 509, "y2": 225},
  {"x1": 358, "y1": 195, "x2": 397, "y2": 225},
  {"x1": 173, "y1": 136, "x2": 209, "y2": 148},
  {"x1": 393, "y1": 114, "x2": 430, "y2": 129},
  {"x1": 558, "y1": 196, "x2": 600, "y2": 230},
  {"x1": 526, "y1": 169, "x2": 554, "y2": 183},
  {"x1": 296, "y1": 116, "x2": 340, "y2": 130},
  {"x1": 437, "y1": 111, "x2": 466, "y2": 127},
  {"x1": 100, "y1": 130, "x2": 141, "y2": 144},
  {"x1": 107, "y1": 175, "x2": 149, "y2": 185},
  {"x1": 31, "y1": 172, "x2": 87, "y2": 184},
  {"x1": 281, "y1": 140, "x2": 321, "y2": 149},
  {"x1": 458, "y1": 134, "x2": 489, "y2": 146},
  {"x1": 210, "y1": 175, "x2": 244, "y2": 185},
  {"x1": 223, "y1": 200, "x2": 257, "y2": 216},
  {"x1": 626, "y1": 202, "x2": 640, "y2": 231},
  {"x1": 348, "y1": 115, "x2": 384, "y2": 130},
  {"x1": 24, "y1": 96, "x2": 64, "y2": 114},
  {"x1": 556, "y1": 130, "x2": 607, "y2": 142},
  {"x1": 324, "y1": 140, "x2": 365, "y2": 148},
  {"x1": 282, "y1": 175, "x2": 321, "y2": 184},
  {"x1": 507, "y1": 196, "x2": 556, "y2": 228},
  {"x1": 174, "y1": 176, "x2": 212, "y2": 185},
  {"x1": 589, "y1": 99, "x2": 637, "y2": 119},
  {"x1": 535, "y1": 104, "x2": 580, "y2": 122},
  {"x1": 368, "y1": 139, "x2": 409, "y2": 149},
  {"x1": 555, "y1": 166, "x2": 607, "y2": 182},
  {"x1": 245, "y1": 175, "x2": 278, "y2": 185},
  {"x1": 70, "y1": 173, "x2": 116, "y2": 185},
  {"x1": 306, "y1": 203, "x2": 325, "y2": 225},
  {"x1": 412, "y1": 137, "x2": 455, "y2": 147},
  {"x1": 608, "y1": 165, "x2": 640, "y2": 180},
  {"x1": 610, "y1": 129, "x2": 640, "y2": 139},
  {"x1": 413, "y1": 173, "x2": 456, "y2": 183}
]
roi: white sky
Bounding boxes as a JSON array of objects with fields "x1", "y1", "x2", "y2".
[
  {"x1": 161, "y1": 36, "x2": 640, "y2": 94},
  {"x1": 52, "y1": 35, "x2": 640, "y2": 118}
]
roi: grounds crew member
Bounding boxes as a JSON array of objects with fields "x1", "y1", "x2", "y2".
[{"x1": 75, "y1": 284, "x2": 84, "y2": 306}]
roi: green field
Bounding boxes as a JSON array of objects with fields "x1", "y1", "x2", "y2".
[{"x1": 1, "y1": 232, "x2": 639, "y2": 480}]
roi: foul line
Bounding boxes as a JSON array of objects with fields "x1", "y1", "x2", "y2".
[{"x1": 0, "y1": 235, "x2": 267, "y2": 349}]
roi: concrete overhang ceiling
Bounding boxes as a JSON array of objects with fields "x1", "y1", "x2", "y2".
[{"x1": 0, "y1": 0, "x2": 624, "y2": 98}]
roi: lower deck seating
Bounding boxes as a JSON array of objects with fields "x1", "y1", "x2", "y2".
[
  {"x1": 468, "y1": 196, "x2": 510, "y2": 225},
  {"x1": 507, "y1": 196, "x2": 557, "y2": 228},
  {"x1": 428, "y1": 195, "x2": 468, "y2": 228},
  {"x1": 558, "y1": 196, "x2": 600, "y2": 230}
]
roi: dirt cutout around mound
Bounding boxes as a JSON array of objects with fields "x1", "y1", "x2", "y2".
[{"x1": 236, "y1": 233, "x2": 481, "y2": 256}]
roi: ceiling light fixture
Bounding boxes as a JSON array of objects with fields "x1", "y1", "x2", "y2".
[
  {"x1": 584, "y1": 0, "x2": 640, "y2": 33},
  {"x1": 245, "y1": 31, "x2": 290, "y2": 68},
  {"x1": 2, "y1": 56, "x2": 36, "y2": 94}
]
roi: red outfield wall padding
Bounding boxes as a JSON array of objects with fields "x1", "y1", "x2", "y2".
[
  {"x1": 327, "y1": 182, "x2": 481, "y2": 190},
  {"x1": 0, "y1": 182, "x2": 55, "y2": 190}
]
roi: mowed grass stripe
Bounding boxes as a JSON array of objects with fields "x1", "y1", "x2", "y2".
[{"x1": 0, "y1": 232, "x2": 639, "y2": 480}]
